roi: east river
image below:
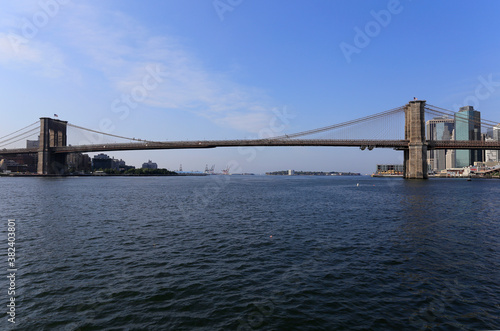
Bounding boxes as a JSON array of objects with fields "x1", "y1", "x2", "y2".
[{"x1": 1, "y1": 176, "x2": 499, "y2": 330}]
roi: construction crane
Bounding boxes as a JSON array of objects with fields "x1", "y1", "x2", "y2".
[
  {"x1": 222, "y1": 165, "x2": 231, "y2": 175},
  {"x1": 204, "y1": 164, "x2": 216, "y2": 174}
]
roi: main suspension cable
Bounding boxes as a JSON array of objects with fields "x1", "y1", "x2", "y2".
[
  {"x1": 0, "y1": 127, "x2": 40, "y2": 148},
  {"x1": 0, "y1": 127, "x2": 40, "y2": 146},
  {"x1": 67, "y1": 123, "x2": 153, "y2": 143},
  {"x1": 272, "y1": 106, "x2": 405, "y2": 140},
  {"x1": 0, "y1": 121, "x2": 39, "y2": 141}
]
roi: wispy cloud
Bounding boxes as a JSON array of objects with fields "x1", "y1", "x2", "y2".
[
  {"x1": 0, "y1": 33, "x2": 68, "y2": 78},
  {"x1": 0, "y1": 1, "x2": 282, "y2": 133},
  {"x1": 57, "y1": 3, "x2": 280, "y2": 133},
  {"x1": 0, "y1": 1, "x2": 77, "y2": 79}
]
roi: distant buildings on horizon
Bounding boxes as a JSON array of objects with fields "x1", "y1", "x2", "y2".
[
  {"x1": 374, "y1": 105, "x2": 500, "y2": 177},
  {"x1": 266, "y1": 170, "x2": 361, "y2": 176},
  {"x1": 141, "y1": 160, "x2": 158, "y2": 170},
  {"x1": 91, "y1": 155, "x2": 161, "y2": 171},
  {"x1": 2, "y1": 105, "x2": 500, "y2": 175}
]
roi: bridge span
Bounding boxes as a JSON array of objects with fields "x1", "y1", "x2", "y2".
[
  {"x1": 52, "y1": 139, "x2": 409, "y2": 153},
  {"x1": 1, "y1": 100, "x2": 500, "y2": 178},
  {"x1": 3, "y1": 139, "x2": 499, "y2": 156}
]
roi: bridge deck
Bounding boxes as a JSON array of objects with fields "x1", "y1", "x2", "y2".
[{"x1": 1, "y1": 139, "x2": 500, "y2": 155}]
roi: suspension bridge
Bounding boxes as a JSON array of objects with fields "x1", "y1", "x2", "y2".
[{"x1": 1, "y1": 100, "x2": 500, "y2": 178}]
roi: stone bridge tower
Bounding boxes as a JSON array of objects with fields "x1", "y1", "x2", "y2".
[
  {"x1": 403, "y1": 100, "x2": 428, "y2": 179},
  {"x1": 37, "y1": 117, "x2": 68, "y2": 175}
]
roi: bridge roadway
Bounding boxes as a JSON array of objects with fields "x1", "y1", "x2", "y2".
[{"x1": 1, "y1": 139, "x2": 500, "y2": 155}]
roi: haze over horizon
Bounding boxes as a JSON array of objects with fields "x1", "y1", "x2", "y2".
[{"x1": 1, "y1": 0, "x2": 500, "y2": 174}]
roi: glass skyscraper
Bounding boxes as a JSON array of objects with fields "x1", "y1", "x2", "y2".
[{"x1": 454, "y1": 106, "x2": 482, "y2": 167}]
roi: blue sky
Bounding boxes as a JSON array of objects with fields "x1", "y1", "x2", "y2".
[{"x1": 1, "y1": 0, "x2": 500, "y2": 173}]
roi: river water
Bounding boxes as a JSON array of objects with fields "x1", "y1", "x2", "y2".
[{"x1": 1, "y1": 175, "x2": 499, "y2": 330}]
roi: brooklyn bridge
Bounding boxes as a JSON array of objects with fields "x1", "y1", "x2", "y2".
[{"x1": 1, "y1": 100, "x2": 500, "y2": 179}]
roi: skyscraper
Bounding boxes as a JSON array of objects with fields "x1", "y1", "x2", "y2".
[
  {"x1": 494, "y1": 123, "x2": 500, "y2": 141},
  {"x1": 426, "y1": 116, "x2": 454, "y2": 172},
  {"x1": 454, "y1": 106, "x2": 482, "y2": 167}
]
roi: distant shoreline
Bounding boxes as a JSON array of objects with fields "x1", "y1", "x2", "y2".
[
  {"x1": 2, "y1": 173, "x2": 498, "y2": 179},
  {"x1": 266, "y1": 170, "x2": 361, "y2": 176},
  {"x1": 0, "y1": 173, "x2": 208, "y2": 177},
  {"x1": 371, "y1": 174, "x2": 500, "y2": 179}
]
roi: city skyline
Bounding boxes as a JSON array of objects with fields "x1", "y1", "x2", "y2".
[
  {"x1": 2, "y1": 1, "x2": 500, "y2": 173},
  {"x1": 6, "y1": 105, "x2": 499, "y2": 175}
]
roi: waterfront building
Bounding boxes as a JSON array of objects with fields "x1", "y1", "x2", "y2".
[
  {"x1": 142, "y1": 160, "x2": 158, "y2": 169},
  {"x1": 376, "y1": 164, "x2": 404, "y2": 175},
  {"x1": 92, "y1": 153, "x2": 120, "y2": 171},
  {"x1": 0, "y1": 159, "x2": 28, "y2": 172},
  {"x1": 455, "y1": 106, "x2": 482, "y2": 168},
  {"x1": 118, "y1": 159, "x2": 135, "y2": 172},
  {"x1": 0, "y1": 154, "x2": 37, "y2": 173},
  {"x1": 67, "y1": 153, "x2": 91, "y2": 173},
  {"x1": 426, "y1": 116, "x2": 454, "y2": 172},
  {"x1": 90, "y1": 154, "x2": 134, "y2": 172},
  {"x1": 485, "y1": 124, "x2": 500, "y2": 162}
]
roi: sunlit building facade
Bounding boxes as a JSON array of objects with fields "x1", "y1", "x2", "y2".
[
  {"x1": 426, "y1": 116, "x2": 454, "y2": 172},
  {"x1": 485, "y1": 124, "x2": 500, "y2": 162}
]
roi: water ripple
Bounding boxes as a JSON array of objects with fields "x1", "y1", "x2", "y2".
[{"x1": 1, "y1": 176, "x2": 499, "y2": 330}]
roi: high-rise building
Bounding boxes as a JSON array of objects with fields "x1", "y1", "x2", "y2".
[
  {"x1": 454, "y1": 106, "x2": 482, "y2": 167},
  {"x1": 485, "y1": 123, "x2": 500, "y2": 163},
  {"x1": 485, "y1": 138, "x2": 498, "y2": 162},
  {"x1": 494, "y1": 124, "x2": 500, "y2": 141},
  {"x1": 426, "y1": 116, "x2": 454, "y2": 172},
  {"x1": 445, "y1": 129, "x2": 456, "y2": 169}
]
